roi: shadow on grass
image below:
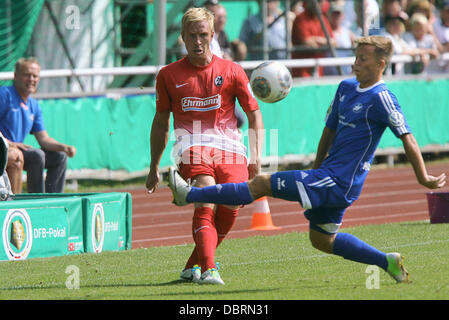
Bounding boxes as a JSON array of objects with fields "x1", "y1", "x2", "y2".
[{"x1": 0, "y1": 279, "x2": 282, "y2": 298}]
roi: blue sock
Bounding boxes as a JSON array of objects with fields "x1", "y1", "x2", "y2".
[
  {"x1": 186, "y1": 182, "x2": 254, "y2": 205},
  {"x1": 332, "y1": 233, "x2": 388, "y2": 271}
]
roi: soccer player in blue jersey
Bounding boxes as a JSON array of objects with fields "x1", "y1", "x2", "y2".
[{"x1": 164, "y1": 36, "x2": 447, "y2": 283}]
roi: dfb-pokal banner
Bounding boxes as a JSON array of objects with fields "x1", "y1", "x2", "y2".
[{"x1": 0, "y1": 192, "x2": 132, "y2": 262}]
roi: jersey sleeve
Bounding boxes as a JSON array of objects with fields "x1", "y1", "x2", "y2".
[
  {"x1": 325, "y1": 82, "x2": 343, "y2": 130},
  {"x1": 233, "y1": 64, "x2": 259, "y2": 113},
  {"x1": 155, "y1": 68, "x2": 171, "y2": 113},
  {"x1": 375, "y1": 89, "x2": 411, "y2": 137}
]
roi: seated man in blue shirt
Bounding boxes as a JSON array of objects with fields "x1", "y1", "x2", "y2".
[{"x1": 0, "y1": 58, "x2": 76, "y2": 194}]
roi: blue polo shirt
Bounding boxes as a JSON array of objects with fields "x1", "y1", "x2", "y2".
[{"x1": 0, "y1": 86, "x2": 45, "y2": 143}]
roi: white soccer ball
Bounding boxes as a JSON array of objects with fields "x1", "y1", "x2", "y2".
[{"x1": 250, "y1": 61, "x2": 292, "y2": 103}]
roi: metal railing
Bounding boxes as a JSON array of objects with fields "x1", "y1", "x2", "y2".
[{"x1": 1, "y1": 53, "x2": 448, "y2": 97}]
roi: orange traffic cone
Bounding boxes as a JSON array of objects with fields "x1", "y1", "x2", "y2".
[{"x1": 249, "y1": 196, "x2": 281, "y2": 230}]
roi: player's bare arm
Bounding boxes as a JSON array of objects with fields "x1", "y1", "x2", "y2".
[
  {"x1": 146, "y1": 110, "x2": 171, "y2": 193},
  {"x1": 400, "y1": 133, "x2": 447, "y2": 189},
  {"x1": 246, "y1": 109, "x2": 264, "y2": 178}
]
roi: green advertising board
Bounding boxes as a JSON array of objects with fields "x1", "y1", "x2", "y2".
[
  {"x1": 0, "y1": 192, "x2": 132, "y2": 261},
  {"x1": 82, "y1": 192, "x2": 132, "y2": 253},
  {"x1": 0, "y1": 196, "x2": 84, "y2": 261}
]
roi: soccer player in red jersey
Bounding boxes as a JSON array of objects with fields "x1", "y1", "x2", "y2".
[{"x1": 145, "y1": 7, "x2": 264, "y2": 284}]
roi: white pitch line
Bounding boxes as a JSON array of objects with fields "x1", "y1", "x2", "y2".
[
  {"x1": 131, "y1": 184, "x2": 423, "y2": 210},
  {"x1": 350, "y1": 199, "x2": 425, "y2": 210},
  {"x1": 358, "y1": 188, "x2": 427, "y2": 199},
  {"x1": 133, "y1": 234, "x2": 193, "y2": 244},
  {"x1": 362, "y1": 179, "x2": 419, "y2": 188},
  {"x1": 132, "y1": 210, "x2": 428, "y2": 244},
  {"x1": 132, "y1": 207, "x2": 193, "y2": 218},
  {"x1": 131, "y1": 197, "x2": 427, "y2": 221},
  {"x1": 136, "y1": 237, "x2": 449, "y2": 276},
  {"x1": 129, "y1": 181, "x2": 430, "y2": 211}
]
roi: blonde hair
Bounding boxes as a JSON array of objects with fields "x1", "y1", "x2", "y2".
[
  {"x1": 410, "y1": 12, "x2": 428, "y2": 26},
  {"x1": 15, "y1": 57, "x2": 40, "y2": 73},
  {"x1": 181, "y1": 7, "x2": 214, "y2": 36},
  {"x1": 355, "y1": 36, "x2": 394, "y2": 66}
]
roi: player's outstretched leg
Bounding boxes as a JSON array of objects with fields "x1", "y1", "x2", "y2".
[
  {"x1": 310, "y1": 229, "x2": 409, "y2": 283},
  {"x1": 332, "y1": 232, "x2": 409, "y2": 283},
  {"x1": 168, "y1": 167, "x2": 254, "y2": 206}
]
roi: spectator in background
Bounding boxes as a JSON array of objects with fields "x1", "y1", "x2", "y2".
[
  {"x1": 434, "y1": 0, "x2": 449, "y2": 52},
  {"x1": 382, "y1": 0, "x2": 406, "y2": 18},
  {"x1": 403, "y1": 13, "x2": 440, "y2": 73},
  {"x1": 291, "y1": 0, "x2": 335, "y2": 77},
  {"x1": 291, "y1": 0, "x2": 304, "y2": 15},
  {"x1": 382, "y1": 13, "x2": 411, "y2": 73},
  {"x1": 380, "y1": 0, "x2": 407, "y2": 33},
  {"x1": 353, "y1": 0, "x2": 381, "y2": 36},
  {"x1": 239, "y1": 0, "x2": 288, "y2": 60},
  {"x1": 206, "y1": 1, "x2": 233, "y2": 60},
  {"x1": 406, "y1": 0, "x2": 441, "y2": 46},
  {"x1": 324, "y1": 1, "x2": 355, "y2": 75},
  {"x1": 231, "y1": 39, "x2": 248, "y2": 61},
  {"x1": 210, "y1": 3, "x2": 248, "y2": 62},
  {"x1": 427, "y1": 0, "x2": 449, "y2": 73},
  {"x1": 407, "y1": 0, "x2": 433, "y2": 21},
  {"x1": 0, "y1": 58, "x2": 76, "y2": 194}
]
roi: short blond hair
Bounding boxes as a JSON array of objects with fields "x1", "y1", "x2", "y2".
[
  {"x1": 181, "y1": 7, "x2": 214, "y2": 36},
  {"x1": 15, "y1": 57, "x2": 40, "y2": 73},
  {"x1": 355, "y1": 36, "x2": 394, "y2": 66},
  {"x1": 410, "y1": 12, "x2": 428, "y2": 26}
]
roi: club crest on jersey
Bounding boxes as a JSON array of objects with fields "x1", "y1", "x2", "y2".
[
  {"x1": 214, "y1": 76, "x2": 223, "y2": 87},
  {"x1": 181, "y1": 94, "x2": 222, "y2": 112},
  {"x1": 388, "y1": 110, "x2": 404, "y2": 127},
  {"x1": 352, "y1": 103, "x2": 363, "y2": 113}
]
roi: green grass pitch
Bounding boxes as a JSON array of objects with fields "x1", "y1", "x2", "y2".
[{"x1": 1, "y1": 220, "x2": 448, "y2": 300}]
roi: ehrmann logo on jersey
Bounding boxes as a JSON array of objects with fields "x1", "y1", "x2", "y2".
[{"x1": 181, "y1": 94, "x2": 222, "y2": 112}]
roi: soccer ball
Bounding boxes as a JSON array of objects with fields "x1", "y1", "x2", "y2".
[{"x1": 250, "y1": 61, "x2": 292, "y2": 103}]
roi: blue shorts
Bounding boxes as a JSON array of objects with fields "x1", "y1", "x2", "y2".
[{"x1": 270, "y1": 169, "x2": 353, "y2": 235}]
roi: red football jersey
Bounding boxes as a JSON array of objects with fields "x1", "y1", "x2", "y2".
[{"x1": 156, "y1": 55, "x2": 259, "y2": 160}]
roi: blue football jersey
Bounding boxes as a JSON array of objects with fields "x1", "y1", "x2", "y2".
[{"x1": 322, "y1": 77, "x2": 411, "y2": 202}]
